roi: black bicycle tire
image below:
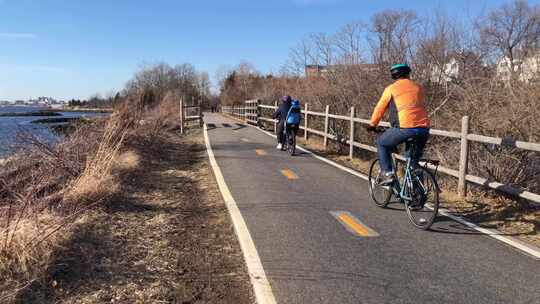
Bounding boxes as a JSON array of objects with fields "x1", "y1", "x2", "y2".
[
  {"x1": 288, "y1": 129, "x2": 296, "y2": 156},
  {"x1": 405, "y1": 167, "x2": 439, "y2": 230},
  {"x1": 368, "y1": 159, "x2": 392, "y2": 208}
]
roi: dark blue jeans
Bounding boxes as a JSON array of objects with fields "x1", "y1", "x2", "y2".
[{"x1": 377, "y1": 127, "x2": 430, "y2": 173}]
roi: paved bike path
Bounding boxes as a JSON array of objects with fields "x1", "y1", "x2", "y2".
[{"x1": 204, "y1": 113, "x2": 539, "y2": 304}]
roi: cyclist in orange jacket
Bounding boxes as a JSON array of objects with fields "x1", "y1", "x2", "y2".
[{"x1": 367, "y1": 64, "x2": 431, "y2": 185}]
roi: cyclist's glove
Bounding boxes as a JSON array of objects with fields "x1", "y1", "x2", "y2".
[{"x1": 366, "y1": 125, "x2": 377, "y2": 132}]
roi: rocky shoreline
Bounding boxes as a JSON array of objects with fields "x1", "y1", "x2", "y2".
[
  {"x1": 0, "y1": 111, "x2": 62, "y2": 117},
  {"x1": 31, "y1": 117, "x2": 81, "y2": 124}
]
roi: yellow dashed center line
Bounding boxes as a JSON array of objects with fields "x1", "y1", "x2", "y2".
[
  {"x1": 331, "y1": 211, "x2": 379, "y2": 237},
  {"x1": 255, "y1": 149, "x2": 267, "y2": 156},
  {"x1": 281, "y1": 169, "x2": 299, "y2": 180},
  {"x1": 339, "y1": 214, "x2": 371, "y2": 236}
]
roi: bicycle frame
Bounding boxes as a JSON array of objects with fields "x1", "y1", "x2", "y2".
[
  {"x1": 389, "y1": 150, "x2": 427, "y2": 202},
  {"x1": 368, "y1": 129, "x2": 440, "y2": 229},
  {"x1": 389, "y1": 156, "x2": 409, "y2": 201}
]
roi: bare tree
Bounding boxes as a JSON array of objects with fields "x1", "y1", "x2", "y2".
[
  {"x1": 285, "y1": 38, "x2": 316, "y2": 75},
  {"x1": 416, "y1": 11, "x2": 460, "y2": 82},
  {"x1": 124, "y1": 63, "x2": 208, "y2": 108},
  {"x1": 479, "y1": 0, "x2": 540, "y2": 79},
  {"x1": 369, "y1": 10, "x2": 419, "y2": 66},
  {"x1": 311, "y1": 32, "x2": 336, "y2": 66},
  {"x1": 218, "y1": 61, "x2": 265, "y2": 105},
  {"x1": 335, "y1": 21, "x2": 367, "y2": 65}
]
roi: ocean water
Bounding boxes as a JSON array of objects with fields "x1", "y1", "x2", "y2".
[{"x1": 0, "y1": 106, "x2": 105, "y2": 157}]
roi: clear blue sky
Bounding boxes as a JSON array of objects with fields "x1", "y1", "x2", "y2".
[{"x1": 0, "y1": 0, "x2": 534, "y2": 100}]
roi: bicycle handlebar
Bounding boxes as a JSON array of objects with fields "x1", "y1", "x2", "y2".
[{"x1": 366, "y1": 126, "x2": 386, "y2": 133}]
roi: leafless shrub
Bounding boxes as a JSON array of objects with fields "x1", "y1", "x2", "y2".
[{"x1": 221, "y1": 0, "x2": 540, "y2": 199}]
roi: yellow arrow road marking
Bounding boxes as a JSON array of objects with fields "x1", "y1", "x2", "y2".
[
  {"x1": 331, "y1": 211, "x2": 379, "y2": 237},
  {"x1": 281, "y1": 169, "x2": 299, "y2": 180},
  {"x1": 255, "y1": 149, "x2": 267, "y2": 156}
]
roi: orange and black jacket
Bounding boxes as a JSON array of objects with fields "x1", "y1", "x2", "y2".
[{"x1": 370, "y1": 79, "x2": 430, "y2": 129}]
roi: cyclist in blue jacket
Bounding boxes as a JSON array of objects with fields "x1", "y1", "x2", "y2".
[{"x1": 285, "y1": 99, "x2": 302, "y2": 139}]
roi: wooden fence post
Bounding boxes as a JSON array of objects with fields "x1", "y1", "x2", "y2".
[
  {"x1": 458, "y1": 116, "x2": 470, "y2": 198},
  {"x1": 349, "y1": 106, "x2": 355, "y2": 159},
  {"x1": 256, "y1": 99, "x2": 261, "y2": 126},
  {"x1": 323, "y1": 105, "x2": 330, "y2": 149},
  {"x1": 179, "y1": 97, "x2": 184, "y2": 135},
  {"x1": 304, "y1": 103, "x2": 309, "y2": 141},
  {"x1": 198, "y1": 99, "x2": 203, "y2": 127},
  {"x1": 274, "y1": 100, "x2": 278, "y2": 132}
]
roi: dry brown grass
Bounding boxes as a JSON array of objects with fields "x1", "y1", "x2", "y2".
[
  {"x1": 15, "y1": 129, "x2": 253, "y2": 303},
  {"x1": 64, "y1": 115, "x2": 131, "y2": 205},
  {"x1": 0, "y1": 213, "x2": 64, "y2": 302},
  {"x1": 0, "y1": 64, "x2": 210, "y2": 302},
  {"x1": 0, "y1": 94, "x2": 146, "y2": 301}
]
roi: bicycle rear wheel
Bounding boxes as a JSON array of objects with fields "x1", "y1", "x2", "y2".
[
  {"x1": 288, "y1": 129, "x2": 296, "y2": 156},
  {"x1": 405, "y1": 167, "x2": 439, "y2": 230},
  {"x1": 368, "y1": 159, "x2": 392, "y2": 207}
]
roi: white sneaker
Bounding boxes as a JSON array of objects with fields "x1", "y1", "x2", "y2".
[
  {"x1": 276, "y1": 143, "x2": 282, "y2": 150},
  {"x1": 380, "y1": 172, "x2": 396, "y2": 186}
]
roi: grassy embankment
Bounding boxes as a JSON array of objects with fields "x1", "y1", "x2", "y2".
[{"x1": 0, "y1": 102, "x2": 252, "y2": 303}]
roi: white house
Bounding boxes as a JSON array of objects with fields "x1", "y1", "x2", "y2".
[
  {"x1": 430, "y1": 58, "x2": 460, "y2": 83},
  {"x1": 496, "y1": 51, "x2": 540, "y2": 83}
]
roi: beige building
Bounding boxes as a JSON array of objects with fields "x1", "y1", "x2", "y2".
[
  {"x1": 304, "y1": 65, "x2": 329, "y2": 77},
  {"x1": 304, "y1": 63, "x2": 378, "y2": 78}
]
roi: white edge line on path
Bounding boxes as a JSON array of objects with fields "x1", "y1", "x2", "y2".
[
  {"x1": 232, "y1": 117, "x2": 540, "y2": 260},
  {"x1": 203, "y1": 124, "x2": 278, "y2": 304}
]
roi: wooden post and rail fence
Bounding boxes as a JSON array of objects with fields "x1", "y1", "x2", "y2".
[
  {"x1": 178, "y1": 97, "x2": 204, "y2": 134},
  {"x1": 222, "y1": 100, "x2": 540, "y2": 205}
]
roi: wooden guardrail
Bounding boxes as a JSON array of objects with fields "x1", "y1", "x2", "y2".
[
  {"x1": 222, "y1": 101, "x2": 540, "y2": 205},
  {"x1": 179, "y1": 98, "x2": 203, "y2": 134}
]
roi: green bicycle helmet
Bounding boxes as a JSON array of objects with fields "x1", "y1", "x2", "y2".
[{"x1": 390, "y1": 64, "x2": 412, "y2": 80}]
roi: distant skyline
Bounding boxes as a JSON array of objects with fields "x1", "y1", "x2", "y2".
[{"x1": 1, "y1": 0, "x2": 537, "y2": 100}]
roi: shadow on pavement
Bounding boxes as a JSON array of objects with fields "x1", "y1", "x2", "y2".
[
  {"x1": 233, "y1": 123, "x2": 247, "y2": 131},
  {"x1": 428, "y1": 216, "x2": 530, "y2": 237}
]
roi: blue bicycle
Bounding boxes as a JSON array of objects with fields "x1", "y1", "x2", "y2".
[{"x1": 367, "y1": 128, "x2": 440, "y2": 230}]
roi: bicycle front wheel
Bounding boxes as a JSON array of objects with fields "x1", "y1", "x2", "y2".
[
  {"x1": 368, "y1": 159, "x2": 392, "y2": 208},
  {"x1": 405, "y1": 167, "x2": 439, "y2": 230}
]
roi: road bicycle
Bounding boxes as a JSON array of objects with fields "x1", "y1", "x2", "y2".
[
  {"x1": 282, "y1": 123, "x2": 297, "y2": 156},
  {"x1": 367, "y1": 127, "x2": 440, "y2": 230}
]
